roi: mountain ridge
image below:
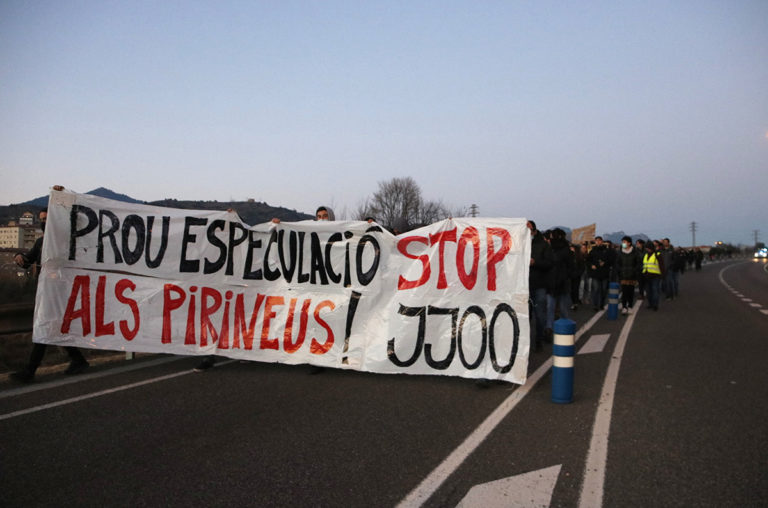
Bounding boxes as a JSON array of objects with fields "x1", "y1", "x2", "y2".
[{"x1": 2, "y1": 187, "x2": 313, "y2": 225}]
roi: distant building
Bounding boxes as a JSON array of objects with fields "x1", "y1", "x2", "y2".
[
  {"x1": 0, "y1": 225, "x2": 41, "y2": 249},
  {"x1": 18, "y1": 212, "x2": 35, "y2": 225}
]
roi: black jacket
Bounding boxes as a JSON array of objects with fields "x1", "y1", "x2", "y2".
[
  {"x1": 587, "y1": 244, "x2": 610, "y2": 280},
  {"x1": 547, "y1": 237, "x2": 574, "y2": 295},
  {"x1": 529, "y1": 232, "x2": 553, "y2": 290},
  {"x1": 616, "y1": 247, "x2": 642, "y2": 281}
]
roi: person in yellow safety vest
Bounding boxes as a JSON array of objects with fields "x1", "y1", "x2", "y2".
[{"x1": 642, "y1": 241, "x2": 665, "y2": 311}]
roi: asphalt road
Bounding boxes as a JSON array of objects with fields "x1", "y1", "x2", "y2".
[{"x1": 1, "y1": 259, "x2": 766, "y2": 507}]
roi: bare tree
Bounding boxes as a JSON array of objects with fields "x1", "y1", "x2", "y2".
[
  {"x1": 353, "y1": 197, "x2": 375, "y2": 221},
  {"x1": 418, "y1": 199, "x2": 451, "y2": 226},
  {"x1": 368, "y1": 177, "x2": 423, "y2": 228},
  {"x1": 361, "y1": 177, "x2": 455, "y2": 229}
]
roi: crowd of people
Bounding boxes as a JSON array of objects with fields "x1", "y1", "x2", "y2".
[{"x1": 527, "y1": 220, "x2": 706, "y2": 351}]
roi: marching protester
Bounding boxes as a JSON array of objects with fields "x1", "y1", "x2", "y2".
[
  {"x1": 635, "y1": 239, "x2": 647, "y2": 300},
  {"x1": 587, "y1": 236, "x2": 610, "y2": 311},
  {"x1": 11, "y1": 189, "x2": 90, "y2": 383},
  {"x1": 315, "y1": 205, "x2": 334, "y2": 221},
  {"x1": 527, "y1": 221, "x2": 553, "y2": 351},
  {"x1": 616, "y1": 235, "x2": 642, "y2": 314},
  {"x1": 605, "y1": 240, "x2": 618, "y2": 282},
  {"x1": 642, "y1": 241, "x2": 665, "y2": 311},
  {"x1": 309, "y1": 205, "x2": 335, "y2": 374},
  {"x1": 694, "y1": 247, "x2": 704, "y2": 271},
  {"x1": 569, "y1": 242, "x2": 586, "y2": 311},
  {"x1": 546, "y1": 228, "x2": 574, "y2": 330},
  {"x1": 671, "y1": 246, "x2": 686, "y2": 297},
  {"x1": 660, "y1": 238, "x2": 676, "y2": 300},
  {"x1": 579, "y1": 242, "x2": 591, "y2": 306}
]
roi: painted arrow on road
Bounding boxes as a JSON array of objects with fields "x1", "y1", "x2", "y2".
[{"x1": 456, "y1": 464, "x2": 562, "y2": 508}]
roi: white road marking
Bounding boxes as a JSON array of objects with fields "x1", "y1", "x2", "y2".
[
  {"x1": 0, "y1": 355, "x2": 185, "y2": 400},
  {"x1": 0, "y1": 359, "x2": 235, "y2": 421},
  {"x1": 578, "y1": 303, "x2": 641, "y2": 508},
  {"x1": 456, "y1": 464, "x2": 562, "y2": 508},
  {"x1": 717, "y1": 262, "x2": 767, "y2": 317},
  {"x1": 578, "y1": 334, "x2": 611, "y2": 355},
  {"x1": 397, "y1": 310, "x2": 606, "y2": 507}
]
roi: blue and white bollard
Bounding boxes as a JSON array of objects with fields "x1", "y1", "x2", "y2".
[
  {"x1": 551, "y1": 318, "x2": 576, "y2": 404},
  {"x1": 607, "y1": 282, "x2": 620, "y2": 320}
]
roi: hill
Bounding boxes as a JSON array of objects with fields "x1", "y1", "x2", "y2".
[
  {"x1": 20, "y1": 187, "x2": 144, "y2": 207},
  {"x1": 1, "y1": 188, "x2": 312, "y2": 225}
]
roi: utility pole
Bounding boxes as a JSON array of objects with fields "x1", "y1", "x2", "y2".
[
  {"x1": 689, "y1": 221, "x2": 697, "y2": 248},
  {"x1": 754, "y1": 229, "x2": 760, "y2": 246},
  {"x1": 469, "y1": 204, "x2": 478, "y2": 217}
]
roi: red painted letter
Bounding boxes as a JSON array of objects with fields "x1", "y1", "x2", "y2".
[
  {"x1": 486, "y1": 228, "x2": 512, "y2": 291},
  {"x1": 95, "y1": 275, "x2": 115, "y2": 336},
  {"x1": 162, "y1": 284, "x2": 185, "y2": 344},
  {"x1": 310, "y1": 300, "x2": 336, "y2": 354},
  {"x1": 457, "y1": 227, "x2": 480, "y2": 289},
  {"x1": 260, "y1": 296, "x2": 284, "y2": 350},
  {"x1": 397, "y1": 236, "x2": 431, "y2": 290},
  {"x1": 61, "y1": 275, "x2": 91, "y2": 336},
  {"x1": 115, "y1": 279, "x2": 139, "y2": 341},
  {"x1": 429, "y1": 228, "x2": 457, "y2": 289},
  {"x1": 233, "y1": 293, "x2": 264, "y2": 350},
  {"x1": 199, "y1": 287, "x2": 222, "y2": 347}
]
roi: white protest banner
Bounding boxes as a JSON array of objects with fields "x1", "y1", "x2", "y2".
[{"x1": 34, "y1": 190, "x2": 531, "y2": 383}]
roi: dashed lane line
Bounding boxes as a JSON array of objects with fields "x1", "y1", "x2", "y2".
[{"x1": 718, "y1": 262, "x2": 767, "y2": 317}]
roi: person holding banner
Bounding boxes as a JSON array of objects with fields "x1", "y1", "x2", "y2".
[
  {"x1": 11, "y1": 204, "x2": 90, "y2": 383},
  {"x1": 315, "y1": 206, "x2": 334, "y2": 221},
  {"x1": 310, "y1": 205, "x2": 335, "y2": 373}
]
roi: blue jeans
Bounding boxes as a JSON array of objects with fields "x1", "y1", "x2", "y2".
[
  {"x1": 669, "y1": 270, "x2": 679, "y2": 297},
  {"x1": 591, "y1": 278, "x2": 607, "y2": 308},
  {"x1": 547, "y1": 293, "x2": 571, "y2": 329},
  {"x1": 530, "y1": 287, "x2": 548, "y2": 342},
  {"x1": 646, "y1": 277, "x2": 661, "y2": 309}
]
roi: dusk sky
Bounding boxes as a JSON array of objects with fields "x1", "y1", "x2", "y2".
[{"x1": 1, "y1": 1, "x2": 766, "y2": 246}]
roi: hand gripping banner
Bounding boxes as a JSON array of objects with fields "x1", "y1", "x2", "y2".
[{"x1": 34, "y1": 189, "x2": 532, "y2": 384}]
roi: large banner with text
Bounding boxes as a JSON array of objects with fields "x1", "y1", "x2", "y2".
[{"x1": 34, "y1": 190, "x2": 531, "y2": 383}]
